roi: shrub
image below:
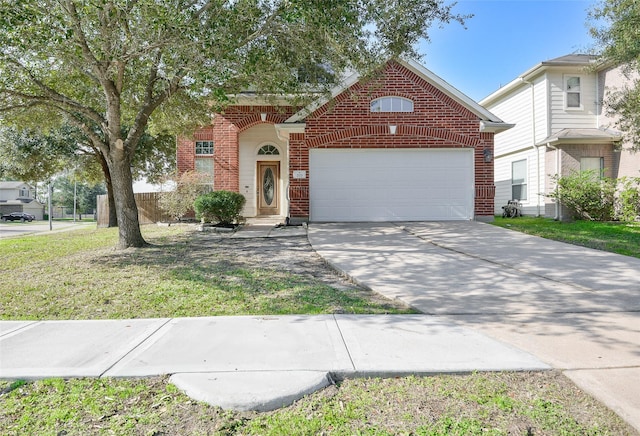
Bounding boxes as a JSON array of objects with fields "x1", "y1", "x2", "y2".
[
  {"x1": 548, "y1": 170, "x2": 616, "y2": 221},
  {"x1": 617, "y1": 177, "x2": 640, "y2": 222},
  {"x1": 158, "y1": 171, "x2": 211, "y2": 221},
  {"x1": 194, "y1": 190, "x2": 246, "y2": 225}
]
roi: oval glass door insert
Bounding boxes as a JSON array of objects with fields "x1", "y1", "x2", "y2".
[{"x1": 263, "y1": 167, "x2": 275, "y2": 205}]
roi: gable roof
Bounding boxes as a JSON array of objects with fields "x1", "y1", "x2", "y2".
[
  {"x1": 285, "y1": 58, "x2": 509, "y2": 128},
  {"x1": 480, "y1": 54, "x2": 599, "y2": 107},
  {"x1": 0, "y1": 181, "x2": 33, "y2": 190}
]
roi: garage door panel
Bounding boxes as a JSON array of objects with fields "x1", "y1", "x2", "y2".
[{"x1": 310, "y1": 149, "x2": 474, "y2": 222}]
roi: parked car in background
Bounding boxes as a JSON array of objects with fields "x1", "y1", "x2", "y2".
[{"x1": 1, "y1": 212, "x2": 36, "y2": 222}]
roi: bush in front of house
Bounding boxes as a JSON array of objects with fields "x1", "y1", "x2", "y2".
[
  {"x1": 194, "y1": 190, "x2": 246, "y2": 225},
  {"x1": 550, "y1": 170, "x2": 616, "y2": 221},
  {"x1": 158, "y1": 171, "x2": 211, "y2": 221},
  {"x1": 617, "y1": 177, "x2": 640, "y2": 222},
  {"x1": 549, "y1": 171, "x2": 640, "y2": 221}
]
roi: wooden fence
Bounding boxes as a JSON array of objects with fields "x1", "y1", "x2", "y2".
[{"x1": 96, "y1": 192, "x2": 171, "y2": 227}]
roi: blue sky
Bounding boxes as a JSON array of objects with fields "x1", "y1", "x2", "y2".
[{"x1": 419, "y1": 0, "x2": 598, "y2": 101}]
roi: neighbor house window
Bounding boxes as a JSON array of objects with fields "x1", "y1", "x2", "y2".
[
  {"x1": 195, "y1": 140, "x2": 214, "y2": 155},
  {"x1": 18, "y1": 187, "x2": 29, "y2": 198},
  {"x1": 565, "y1": 76, "x2": 582, "y2": 109},
  {"x1": 370, "y1": 96, "x2": 414, "y2": 112},
  {"x1": 511, "y1": 159, "x2": 527, "y2": 201},
  {"x1": 580, "y1": 157, "x2": 604, "y2": 178}
]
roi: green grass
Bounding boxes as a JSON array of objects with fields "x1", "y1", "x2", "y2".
[
  {"x1": 0, "y1": 225, "x2": 411, "y2": 320},
  {"x1": 492, "y1": 216, "x2": 640, "y2": 258},
  {"x1": 1, "y1": 224, "x2": 637, "y2": 434},
  {"x1": 1, "y1": 372, "x2": 633, "y2": 435}
]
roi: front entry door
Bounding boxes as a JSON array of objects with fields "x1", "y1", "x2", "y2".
[{"x1": 257, "y1": 162, "x2": 279, "y2": 216}]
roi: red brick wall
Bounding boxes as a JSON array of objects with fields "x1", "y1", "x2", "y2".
[
  {"x1": 176, "y1": 61, "x2": 496, "y2": 220},
  {"x1": 288, "y1": 60, "x2": 495, "y2": 219},
  {"x1": 176, "y1": 106, "x2": 295, "y2": 192}
]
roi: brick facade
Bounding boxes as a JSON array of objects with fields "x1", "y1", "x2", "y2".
[
  {"x1": 177, "y1": 60, "x2": 498, "y2": 220},
  {"x1": 177, "y1": 106, "x2": 295, "y2": 191}
]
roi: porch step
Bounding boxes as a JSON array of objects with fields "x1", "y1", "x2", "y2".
[{"x1": 244, "y1": 216, "x2": 285, "y2": 227}]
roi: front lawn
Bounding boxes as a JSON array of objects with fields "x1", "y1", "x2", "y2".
[
  {"x1": 1, "y1": 224, "x2": 637, "y2": 435},
  {"x1": 492, "y1": 216, "x2": 640, "y2": 258},
  {"x1": 0, "y1": 225, "x2": 412, "y2": 320},
  {"x1": 1, "y1": 372, "x2": 634, "y2": 435}
]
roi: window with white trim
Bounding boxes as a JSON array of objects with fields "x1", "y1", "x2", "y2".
[
  {"x1": 195, "y1": 140, "x2": 214, "y2": 155},
  {"x1": 511, "y1": 159, "x2": 527, "y2": 201},
  {"x1": 565, "y1": 76, "x2": 582, "y2": 109},
  {"x1": 195, "y1": 158, "x2": 214, "y2": 188},
  {"x1": 258, "y1": 144, "x2": 279, "y2": 155},
  {"x1": 370, "y1": 96, "x2": 414, "y2": 112},
  {"x1": 18, "y1": 187, "x2": 30, "y2": 198}
]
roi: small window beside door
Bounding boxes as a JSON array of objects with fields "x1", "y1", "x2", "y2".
[
  {"x1": 195, "y1": 158, "x2": 214, "y2": 189},
  {"x1": 511, "y1": 159, "x2": 527, "y2": 201},
  {"x1": 195, "y1": 141, "x2": 214, "y2": 155}
]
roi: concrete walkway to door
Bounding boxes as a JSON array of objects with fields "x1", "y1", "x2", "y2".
[{"x1": 308, "y1": 221, "x2": 640, "y2": 431}]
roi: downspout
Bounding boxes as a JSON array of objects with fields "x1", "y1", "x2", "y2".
[
  {"x1": 547, "y1": 143, "x2": 562, "y2": 220},
  {"x1": 521, "y1": 78, "x2": 542, "y2": 216}
]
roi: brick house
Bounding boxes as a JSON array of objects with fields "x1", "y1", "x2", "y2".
[{"x1": 177, "y1": 59, "x2": 512, "y2": 223}]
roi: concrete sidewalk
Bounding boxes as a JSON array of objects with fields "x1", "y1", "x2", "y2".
[
  {"x1": 308, "y1": 221, "x2": 640, "y2": 430},
  {"x1": 0, "y1": 315, "x2": 547, "y2": 411}
]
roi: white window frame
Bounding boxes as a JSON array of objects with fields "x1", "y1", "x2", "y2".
[
  {"x1": 511, "y1": 159, "x2": 528, "y2": 201},
  {"x1": 564, "y1": 75, "x2": 583, "y2": 110},
  {"x1": 195, "y1": 140, "x2": 214, "y2": 155},
  {"x1": 195, "y1": 158, "x2": 214, "y2": 188},
  {"x1": 370, "y1": 96, "x2": 414, "y2": 113}
]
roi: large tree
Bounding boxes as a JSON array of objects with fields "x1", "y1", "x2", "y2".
[
  {"x1": 0, "y1": 125, "x2": 175, "y2": 227},
  {"x1": 590, "y1": 0, "x2": 640, "y2": 148},
  {"x1": 0, "y1": 0, "x2": 464, "y2": 249}
]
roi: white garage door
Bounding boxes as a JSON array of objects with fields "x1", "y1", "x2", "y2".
[{"x1": 309, "y1": 148, "x2": 474, "y2": 221}]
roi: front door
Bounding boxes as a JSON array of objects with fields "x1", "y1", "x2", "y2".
[{"x1": 257, "y1": 162, "x2": 279, "y2": 216}]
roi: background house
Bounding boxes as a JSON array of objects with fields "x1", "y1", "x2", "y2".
[
  {"x1": 177, "y1": 59, "x2": 512, "y2": 223},
  {"x1": 0, "y1": 181, "x2": 45, "y2": 220},
  {"x1": 481, "y1": 54, "x2": 640, "y2": 218}
]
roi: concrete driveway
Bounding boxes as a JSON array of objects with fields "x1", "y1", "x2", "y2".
[{"x1": 308, "y1": 221, "x2": 640, "y2": 431}]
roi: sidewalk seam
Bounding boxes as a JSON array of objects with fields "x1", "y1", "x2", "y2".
[
  {"x1": 332, "y1": 314, "x2": 356, "y2": 373},
  {"x1": 0, "y1": 321, "x2": 40, "y2": 338},
  {"x1": 99, "y1": 318, "x2": 173, "y2": 378}
]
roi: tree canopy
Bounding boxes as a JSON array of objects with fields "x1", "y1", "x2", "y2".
[
  {"x1": 590, "y1": 0, "x2": 640, "y2": 148},
  {"x1": 0, "y1": 0, "x2": 465, "y2": 248}
]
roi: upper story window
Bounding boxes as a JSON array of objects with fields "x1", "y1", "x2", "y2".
[
  {"x1": 195, "y1": 140, "x2": 214, "y2": 155},
  {"x1": 370, "y1": 96, "x2": 414, "y2": 113},
  {"x1": 258, "y1": 144, "x2": 279, "y2": 155},
  {"x1": 565, "y1": 76, "x2": 582, "y2": 109}
]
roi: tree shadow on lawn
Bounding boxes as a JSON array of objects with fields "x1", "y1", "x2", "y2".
[{"x1": 90, "y1": 232, "x2": 413, "y2": 316}]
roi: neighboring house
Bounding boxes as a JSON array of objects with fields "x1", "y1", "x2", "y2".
[
  {"x1": 480, "y1": 54, "x2": 640, "y2": 218},
  {"x1": 0, "y1": 181, "x2": 45, "y2": 220},
  {"x1": 177, "y1": 59, "x2": 512, "y2": 223}
]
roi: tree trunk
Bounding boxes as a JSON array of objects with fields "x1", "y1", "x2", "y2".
[
  {"x1": 98, "y1": 153, "x2": 118, "y2": 227},
  {"x1": 108, "y1": 149, "x2": 147, "y2": 249}
]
